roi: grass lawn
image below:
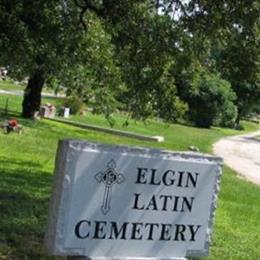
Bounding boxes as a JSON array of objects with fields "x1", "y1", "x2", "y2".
[
  {"x1": 0, "y1": 80, "x2": 25, "y2": 91},
  {"x1": 0, "y1": 79, "x2": 63, "y2": 95},
  {"x1": 0, "y1": 94, "x2": 260, "y2": 259},
  {"x1": 69, "y1": 113, "x2": 258, "y2": 153},
  {"x1": 0, "y1": 93, "x2": 63, "y2": 115}
]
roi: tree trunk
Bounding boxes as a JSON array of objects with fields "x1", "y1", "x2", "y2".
[
  {"x1": 235, "y1": 113, "x2": 240, "y2": 126},
  {"x1": 235, "y1": 106, "x2": 242, "y2": 128},
  {"x1": 22, "y1": 70, "x2": 45, "y2": 118}
]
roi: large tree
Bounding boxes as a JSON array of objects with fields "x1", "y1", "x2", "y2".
[
  {"x1": 54, "y1": 12, "x2": 123, "y2": 122},
  {"x1": 0, "y1": 0, "x2": 182, "y2": 118},
  {"x1": 0, "y1": 0, "x2": 156, "y2": 118},
  {"x1": 181, "y1": 0, "x2": 260, "y2": 124},
  {"x1": 0, "y1": 0, "x2": 88, "y2": 117},
  {"x1": 1, "y1": 0, "x2": 259, "y2": 122},
  {"x1": 215, "y1": 3, "x2": 260, "y2": 124}
]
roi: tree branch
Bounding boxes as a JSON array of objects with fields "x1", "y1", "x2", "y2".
[
  {"x1": 73, "y1": 0, "x2": 105, "y2": 29},
  {"x1": 74, "y1": 0, "x2": 104, "y2": 16}
]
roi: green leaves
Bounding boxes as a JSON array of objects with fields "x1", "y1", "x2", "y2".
[
  {"x1": 188, "y1": 70, "x2": 237, "y2": 128},
  {"x1": 0, "y1": 0, "x2": 259, "y2": 124}
]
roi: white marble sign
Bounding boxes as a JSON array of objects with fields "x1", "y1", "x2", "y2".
[{"x1": 45, "y1": 140, "x2": 222, "y2": 259}]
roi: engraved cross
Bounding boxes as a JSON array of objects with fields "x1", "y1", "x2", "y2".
[{"x1": 95, "y1": 159, "x2": 125, "y2": 215}]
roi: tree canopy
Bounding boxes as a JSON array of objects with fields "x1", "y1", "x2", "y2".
[{"x1": 0, "y1": 0, "x2": 259, "y2": 127}]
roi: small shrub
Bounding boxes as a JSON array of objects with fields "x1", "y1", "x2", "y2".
[
  {"x1": 234, "y1": 124, "x2": 245, "y2": 130},
  {"x1": 188, "y1": 71, "x2": 237, "y2": 128},
  {"x1": 216, "y1": 101, "x2": 238, "y2": 128},
  {"x1": 62, "y1": 96, "x2": 84, "y2": 115}
]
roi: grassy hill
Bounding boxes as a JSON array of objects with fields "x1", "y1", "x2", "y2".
[{"x1": 0, "y1": 92, "x2": 260, "y2": 259}]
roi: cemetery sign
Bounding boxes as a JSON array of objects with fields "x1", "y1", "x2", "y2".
[{"x1": 45, "y1": 140, "x2": 222, "y2": 259}]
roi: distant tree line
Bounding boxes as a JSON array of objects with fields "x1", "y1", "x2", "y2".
[{"x1": 0, "y1": 0, "x2": 259, "y2": 128}]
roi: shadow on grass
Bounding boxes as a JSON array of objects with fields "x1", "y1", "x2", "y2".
[{"x1": 0, "y1": 157, "x2": 63, "y2": 259}]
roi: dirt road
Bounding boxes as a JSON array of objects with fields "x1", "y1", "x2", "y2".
[{"x1": 213, "y1": 130, "x2": 260, "y2": 186}]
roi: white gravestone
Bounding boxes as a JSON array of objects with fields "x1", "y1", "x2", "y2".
[
  {"x1": 45, "y1": 140, "x2": 222, "y2": 259},
  {"x1": 64, "y1": 107, "x2": 70, "y2": 118}
]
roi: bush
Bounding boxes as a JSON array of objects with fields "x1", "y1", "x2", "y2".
[
  {"x1": 188, "y1": 71, "x2": 237, "y2": 128},
  {"x1": 157, "y1": 94, "x2": 188, "y2": 123},
  {"x1": 215, "y1": 101, "x2": 238, "y2": 128},
  {"x1": 62, "y1": 96, "x2": 84, "y2": 115}
]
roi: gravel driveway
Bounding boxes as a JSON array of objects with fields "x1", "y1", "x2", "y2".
[{"x1": 213, "y1": 130, "x2": 260, "y2": 186}]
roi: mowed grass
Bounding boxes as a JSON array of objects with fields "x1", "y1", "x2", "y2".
[
  {"x1": 0, "y1": 79, "x2": 61, "y2": 94},
  {"x1": 0, "y1": 93, "x2": 260, "y2": 259},
  {"x1": 0, "y1": 80, "x2": 25, "y2": 91},
  {"x1": 70, "y1": 113, "x2": 258, "y2": 153},
  {"x1": 0, "y1": 93, "x2": 63, "y2": 115}
]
